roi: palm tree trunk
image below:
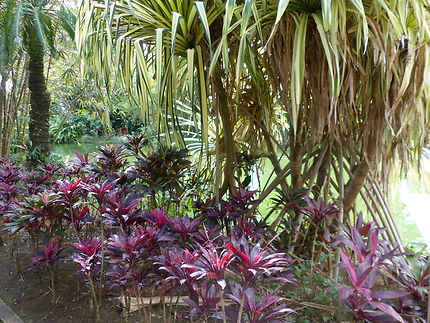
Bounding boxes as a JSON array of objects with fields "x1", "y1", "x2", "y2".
[{"x1": 27, "y1": 32, "x2": 51, "y2": 161}]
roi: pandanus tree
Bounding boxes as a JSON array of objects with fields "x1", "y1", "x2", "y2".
[
  {"x1": 261, "y1": 0, "x2": 430, "y2": 249},
  {"x1": 77, "y1": 0, "x2": 430, "y2": 248},
  {"x1": 76, "y1": 0, "x2": 247, "y2": 197},
  {"x1": 0, "y1": 0, "x2": 75, "y2": 161}
]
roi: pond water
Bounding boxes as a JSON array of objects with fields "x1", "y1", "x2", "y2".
[
  {"x1": 53, "y1": 142, "x2": 429, "y2": 247},
  {"x1": 53, "y1": 142, "x2": 101, "y2": 159}
]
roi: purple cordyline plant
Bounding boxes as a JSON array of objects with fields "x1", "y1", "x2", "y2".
[
  {"x1": 105, "y1": 264, "x2": 133, "y2": 291},
  {"x1": 38, "y1": 164, "x2": 61, "y2": 180},
  {"x1": 82, "y1": 180, "x2": 115, "y2": 206},
  {"x1": 0, "y1": 183, "x2": 21, "y2": 201},
  {"x1": 73, "y1": 238, "x2": 103, "y2": 319},
  {"x1": 145, "y1": 208, "x2": 170, "y2": 228},
  {"x1": 22, "y1": 165, "x2": 60, "y2": 193},
  {"x1": 271, "y1": 188, "x2": 308, "y2": 214},
  {"x1": 338, "y1": 249, "x2": 410, "y2": 322},
  {"x1": 330, "y1": 214, "x2": 410, "y2": 322},
  {"x1": 225, "y1": 188, "x2": 258, "y2": 220},
  {"x1": 31, "y1": 241, "x2": 65, "y2": 267},
  {"x1": 55, "y1": 178, "x2": 87, "y2": 205},
  {"x1": 103, "y1": 192, "x2": 144, "y2": 232},
  {"x1": 107, "y1": 233, "x2": 147, "y2": 266},
  {"x1": 30, "y1": 241, "x2": 65, "y2": 303},
  {"x1": 70, "y1": 152, "x2": 91, "y2": 175},
  {"x1": 135, "y1": 225, "x2": 173, "y2": 254},
  {"x1": 169, "y1": 215, "x2": 201, "y2": 242},
  {"x1": 227, "y1": 283, "x2": 293, "y2": 323},
  {"x1": 331, "y1": 213, "x2": 388, "y2": 263},
  {"x1": 184, "y1": 281, "x2": 221, "y2": 318},
  {"x1": 191, "y1": 227, "x2": 220, "y2": 246},
  {"x1": 232, "y1": 217, "x2": 264, "y2": 241},
  {"x1": 200, "y1": 188, "x2": 258, "y2": 228},
  {"x1": 108, "y1": 226, "x2": 172, "y2": 267},
  {"x1": 226, "y1": 237, "x2": 292, "y2": 286},
  {"x1": 300, "y1": 196, "x2": 339, "y2": 226},
  {"x1": 155, "y1": 248, "x2": 197, "y2": 286},
  {"x1": 133, "y1": 146, "x2": 191, "y2": 194},
  {"x1": 0, "y1": 164, "x2": 22, "y2": 185},
  {"x1": 93, "y1": 144, "x2": 128, "y2": 179},
  {"x1": 155, "y1": 248, "x2": 199, "y2": 303},
  {"x1": 385, "y1": 253, "x2": 430, "y2": 311},
  {"x1": 72, "y1": 238, "x2": 103, "y2": 276},
  {"x1": 124, "y1": 135, "x2": 149, "y2": 156},
  {"x1": 182, "y1": 245, "x2": 234, "y2": 290},
  {"x1": 5, "y1": 192, "x2": 65, "y2": 238},
  {"x1": 63, "y1": 206, "x2": 92, "y2": 231}
]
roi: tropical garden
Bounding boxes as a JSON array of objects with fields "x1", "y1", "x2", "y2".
[{"x1": 0, "y1": 0, "x2": 429, "y2": 322}]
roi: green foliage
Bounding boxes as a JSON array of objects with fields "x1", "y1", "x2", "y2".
[
  {"x1": 49, "y1": 47, "x2": 147, "y2": 143},
  {"x1": 50, "y1": 109, "x2": 103, "y2": 144}
]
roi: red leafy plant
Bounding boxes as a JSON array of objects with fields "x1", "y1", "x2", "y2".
[
  {"x1": 383, "y1": 252, "x2": 429, "y2": 316},
  {"x1": 5, "y1": 192, "x2": 66, "y2": 244},
  {"x1": 184, "y1": 281, "x2": 221, "y2": 318},
  {"x1": 72, "y1": 238, "x2": 103, "y2": 319},
  {"x1": 182, "y1": 244, "x2": 234, "y2": 290},
  {"x1": 201, "y1": 188, "x2": 258, "y2": 231},
  {"x1": 169, "y1": 215, "x2": 201, "y2": 242},
  {"x1": 145, "y1": 208, "x2": 170, "y2": 229},
  {"x1": 331, "y1": 214, "x2": 410, "y2": 322},
  {"x1": 30, "y1": 241, "x2": 65, "y2": 303},
  {"x1": 227, "y1": 283, "x2": 294, "y2": 323},
  {"x1": 155, "y1": 248, "x2": 199, "y2": 304},
  {"x1": 92, "y1": 144, "x2": 128, "y2": 180},
  {"x1": 226, "y1": 237, "x2": 293, "y2": 287},
  {"x1": 103, "y1": 191, "x2": 144, "y2": 233}
]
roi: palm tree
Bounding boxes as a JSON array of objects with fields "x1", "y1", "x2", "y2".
[
  {"x1": 77, "y1": 0, "x2": 430, "y2": 248},
  {"x1": 0, "y1": 0, "x2": 75, "y2": 160}
]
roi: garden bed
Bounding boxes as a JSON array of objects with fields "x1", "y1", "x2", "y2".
[{"x1": 0, "y1": 139, "x2": 427, "y2": 323}]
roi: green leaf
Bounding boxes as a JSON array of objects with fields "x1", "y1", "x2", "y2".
[
  {"x1": 194, "y1": 2, "x2": 212, "y2": 55},
  {"x1": 291, "y1": 13, "x2": 308, "y2": 135},
  {"x1": 196, "y1": 46, "x2": 208, "y2": 150},
  {"x1": 321, "y1": 0, "x2": 331, "y2": 31},
  {"x1": 349, "y1": 0, "x2": 368, "y2": 52},
  {"x1": 171, "y1": 12, "x2": 181, "y2": 55},
  {"x1": 275, "y1": 0, "x2": 290, "y2": 25},
  {"x1": 187, "y1": 48, "x2": 195, "y2": 111}
]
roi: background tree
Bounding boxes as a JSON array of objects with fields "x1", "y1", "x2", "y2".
[{"x1": 0, "y1": 0, "x2": 75, "y2": 162}]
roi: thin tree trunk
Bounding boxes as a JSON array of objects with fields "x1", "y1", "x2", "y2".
[
  {"x1": 213, "y1": 67, "x2": 236, "y2": 197},
  {"x1": 343, "y1": 134, "x2": 377, "y2": 211},
  {"x1": 27, "y1": 31, "x2": 51, "y2": 162},
  {"x1": 290, "y1": 128, "x2": 304, "y2": 189},
  {"x1": 260, "y1": 121, "x2": 289, "y2": 192}
]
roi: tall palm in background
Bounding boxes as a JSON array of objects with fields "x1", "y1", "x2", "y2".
[
  {"x1": 0, "y1": 0, "x2": 75, "y2": 161},
  {"x1": 77, "y1": 0, "x2": 430, "y2": 248}
]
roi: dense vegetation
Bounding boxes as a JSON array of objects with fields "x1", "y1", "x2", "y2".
[
  {"x1": 0, "y1": 0, "x2": 429, "y2": 322},
  {"x1": 0, "y1": 138, "x2": 428, "y2": 322}
]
